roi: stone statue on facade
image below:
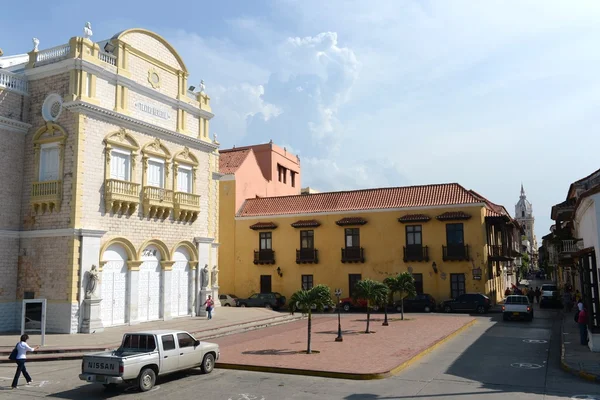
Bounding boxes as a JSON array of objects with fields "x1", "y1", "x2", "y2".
[
  {"x1": 200, "y1": 80, "x2": 206, "y2": 94},
  {"x1": 32, "y1": 38, "x2": 39, "y2": 52},
  {"x1": 211, "y1": 265, "x2": 218, "y2": 287},
  {"x1": 83, "y1": 22, "x2": 93, "y2": 39},
  {"x1": 85, "y1": 265, "x2": 100, "y2": 299},
  {"x1": 201, "y1": 264, "x2": 209, "y2": 288}
]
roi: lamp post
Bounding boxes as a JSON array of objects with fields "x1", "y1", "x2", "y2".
[{"x1": 334, "y1": 288, "x2": 343, "y2": 342}]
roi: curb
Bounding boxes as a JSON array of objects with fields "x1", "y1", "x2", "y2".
[
  {"x1": 216, "y1": 318, "x2": 477, "y2": 380},
  {"x1": 559, "y1": 318, "x2": 600, "y2": 383}
]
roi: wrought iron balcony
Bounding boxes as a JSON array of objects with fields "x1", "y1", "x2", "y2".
[
  {"x1": 560, "y1": 240, "x2": 583, "y2": 254},
  {"x1": 489, "y1": 245, "x2": 512, "y2": 261},
  {"x1": 174, "y1": 191, "x2": 200, "y2": 222},
  {"x1": 403, "y1": 245, "x2": 429, "y2": 262},
  {"x1": 31, "y1": 180, "x2": 62, "y2": 213},
  {"x1": 442, "y1": 244, "x2": 470, "y2": 261},
  {"x1": 142, "y1": 186, "x2": 173, "y2": 219},
  {"x1": 105, "y1": 178, "x2": 140, "y2": 215},
  {"x1": 254, "y1": 249, "x2": 275, "y2": 265},
  {"x1": 341, "y1": 247, "x2": 365, "y2": 263},
  {"x1": 296, "y1": 248, "x2": 319, "y2": 264}
]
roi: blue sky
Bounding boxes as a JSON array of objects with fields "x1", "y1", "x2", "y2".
[{"x1": 3, "y1": 0, "x2": 600, "y2": 242}]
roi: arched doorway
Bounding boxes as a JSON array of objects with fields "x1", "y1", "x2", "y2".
[
  {"x1": 172, "y1": 247, "x2": 191, "y2": 317},
  {"x1": 101, "y1": 244, "x2": 128, "y2": 326},
  {"x1": 139, "y1": 245, "x2": 162, "y2": 322}
]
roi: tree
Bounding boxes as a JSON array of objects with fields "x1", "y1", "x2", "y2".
[
  {"x1": 289, "y1": 285, "x2": 335, "y2": 354},
  {"x1": 353, "y1": 279, "x2": 389, "y2": 333},
  {"x1": 519, "y1": 253, "x2": 530, "y2": 282},
  {"x1": 384, "y1": 272, "x2": 417, "y2": 320}
]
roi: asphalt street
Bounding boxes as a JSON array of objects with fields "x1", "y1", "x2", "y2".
[{"x1": 1, "y1": 291, "x2": 599, "y2": 399}]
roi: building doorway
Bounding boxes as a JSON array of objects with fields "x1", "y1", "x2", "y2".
[{"x1": 260, "y1": 275, "x2": 272, "y2": 293}]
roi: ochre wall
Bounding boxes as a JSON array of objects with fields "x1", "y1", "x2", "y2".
[{"x1": 230, "y1": 205, "x2": 496, "y2": 303}]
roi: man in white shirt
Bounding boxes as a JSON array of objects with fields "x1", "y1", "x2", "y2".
[{"x1": 11, "y1": 334, "x2": 39, "y2": 389}]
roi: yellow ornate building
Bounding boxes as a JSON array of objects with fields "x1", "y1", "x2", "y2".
[
  {"x1": 0, "y1": 26, "x2": 220, "y2": 333},
  {"x1": 220, "y1": 180, "x2": 522, "y2": 305}
]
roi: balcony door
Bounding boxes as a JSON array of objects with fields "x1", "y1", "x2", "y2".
[
  {"x1": 406, "y1": 225, "x2": 422, "y2": 259},
  {"x1": 39, "y1": 144, "x2": 60, "y2": 181},
  {"x1": 446, "y1": 223, "x2": 465, "y2": 258},
  {"x1": 110, "y1": 149, "x2": 131, "y2": 181},
  {"x1": 260, "y1": 232, "x2": 272, "y2": 250},
  {"x1": 299, "y1": 230, "x2": 314, "y2": 259},
  {"x1": 147, "y1": 159, "x2": 164, "y2": 188},
  {"x1": 177, "y1": 166, "x2": 192, "y2": 193}
]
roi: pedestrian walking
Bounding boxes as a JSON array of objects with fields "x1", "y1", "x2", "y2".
[
  {"x1": 504, "y1": 287, "x2": 511, "y2": 297},
  {"x1": 577, "y1": 302, "x2": 588, "y2": 346},
  {"x1": 203, "y1": 295, "x2": 214, "y2": 320},
  {"x1": 11, "y1": 334, "x2": 39, "y2": 389},
  {"x1": 534, "y1": 287, "x2": 541, "y2": 303},
  {"x1": 527, "y1": 287, "x2": 534, "y2": 303}
]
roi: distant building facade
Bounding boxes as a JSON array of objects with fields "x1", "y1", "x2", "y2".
[
  {"x1": 0, "y1": 27, "x2": 220, "y2": 333},
  {"x1": 515, "y1": 184, "x2": 538, "y2": 268}
]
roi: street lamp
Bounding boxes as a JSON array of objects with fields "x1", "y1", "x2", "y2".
[{"x1": 334, "y1": 288, "x2": 343, "y2": 342}]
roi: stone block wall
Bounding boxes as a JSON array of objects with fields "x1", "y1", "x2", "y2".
[{"x1": 0, "y1": 89, "x2": 29, "y2": 122}]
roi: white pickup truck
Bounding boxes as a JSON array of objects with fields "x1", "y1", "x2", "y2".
[
  {"x1": 502, "y1": 295, "x2": 534, "y2": 321},
  {"x1": 79, "y1": 330, "x2": 219, "y2": 392}
]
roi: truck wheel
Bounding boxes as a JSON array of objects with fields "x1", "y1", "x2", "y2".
[
  {"x1": 224, "y1": 304, "x2": 231, "y2": 307},
  {"x1": 201, "y1": 353, "x2": 215, "y2": 374},
  {"x1": 342, "y1": 303, "x2": 351, "y2": 312},
  {"x1": 476, "y1": 305, "x2": 485, "y2": 314},
  {"x1": 138, "y1": 368, "x2": 156, "y2": 392},
  {"x1": 424, "y1": 306, "x2": 431, "y2": 313}
]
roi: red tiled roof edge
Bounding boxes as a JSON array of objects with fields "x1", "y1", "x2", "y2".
[{"x1": 219, "y1": 148, "x2": 252, "y2": 175}]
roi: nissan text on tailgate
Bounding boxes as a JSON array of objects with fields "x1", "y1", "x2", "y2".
[
  {"x1": 502, "y1": 295, "x2": 534, "y2": 321},
  {"x1": 79, "y1": 330, "x2": 219, "y2": 392}
]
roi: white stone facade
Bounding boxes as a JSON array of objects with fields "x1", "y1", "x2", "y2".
[{"x1": 0, "y1": 28, "x2": 220, "y2": 333}]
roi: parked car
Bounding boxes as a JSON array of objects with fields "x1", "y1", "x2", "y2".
[
  {"x1": 236, "y1": 292, "x2": 286, "y2": 309},
  {"x1": 219, "y1": 294, "x2": 238, "y2": 307},
  {"x1": 441, "y1": 293, "x2": 491, "y2": 314},
  {"x1": 502, "y1": 295, "x2": 533, "y2": 321},
  {"x1": 340, "y1": 297, "x2": 380, "y2": 312},
  {"x1": 394, "y1": 294, "x2": 437, "y2": 313},
  {"x1": 79, "y1": 330, "x2": 219, "y2": 392},
  {"x1": 539, "y1": 284, "x2": 560, "y2": 308}
]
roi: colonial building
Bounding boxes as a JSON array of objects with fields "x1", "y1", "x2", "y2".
[
  {"x1": 218, "y1": 143, "x2": 301, "y2": 294},
  {"x1": 515, "y1": 184, "x2": 538, "y2": 269},
  {"x1": 0, "y1": 26, "x2": 220, "y2": 333},
  {"x1": 222, "y1": 180, "x2": 521, "y2": 305}
]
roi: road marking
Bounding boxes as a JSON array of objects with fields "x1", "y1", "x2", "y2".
[
  {"x1": 523, "y1": 339, "x2": 547, "y2": 344},
  {"x1": 510, "y1": 362, "x2": 543, "y2": 369},
  {"x1": 228, "y1": 394, "x2": 266, "y2": 400},
  {"x1": 571, "y1": 396, "x2": 600, "y2": 400},
  {"x1": 39, "y1": 380, "x2": 49, "y2": 387}
]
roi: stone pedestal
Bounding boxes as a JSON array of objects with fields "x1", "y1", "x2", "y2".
[
  {"x1": 212, "y1": 286, "x2": 221, "y2": 307},
  {"x1": 81, "y1": 297, "x2": 104, "y2": 334}
]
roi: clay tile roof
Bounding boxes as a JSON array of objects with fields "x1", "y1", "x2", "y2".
[
  {"x1": 219, "y1": 149, "x2": 251, "y2": 175},
  {"x1": 237, "y1": 183, "x2": 482, "y2": 217},
  {"x1": 291, "y1": 220, "x2": 321, "y2": 228},
  {"x1": 249, "y1": 222, "x2": 277, "y2": 230},
  {"x1": 436, "y1": 211, "x2": 472, "y2": 221},
  {"x1": 335, "y1": 217, "x2": 367, "y2": 226},
  {"x1": 398, "y1": 214, "x2": 431, "y2": 223}
]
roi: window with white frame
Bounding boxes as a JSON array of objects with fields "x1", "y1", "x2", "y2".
[
  {"x1": 110, "y1": 148, "x2": 131, "y2": 181},
  {"x1": 39, "y1": 144, "x2": 60, "y2": 181},
  {"x1": 147, "y1": 159, "x2": 165, "y2": 188},
  {"x1": 177, "y1": 165, "x2": 192, "y2": 193}
]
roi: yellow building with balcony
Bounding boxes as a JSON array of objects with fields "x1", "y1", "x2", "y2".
[{"x1": 222, "y1": 183, "x2": 521, "y2": 305}]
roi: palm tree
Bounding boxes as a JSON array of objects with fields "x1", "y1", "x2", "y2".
[
  {"x1": 289, "y1": 284, "x2": 335, "y2": 354},
  {"x1": 385, "y1": 272, "x2": 417, "y2": 320},
  {"x1": 353, "y1": 279, "x2": 389, "y2": 333}
]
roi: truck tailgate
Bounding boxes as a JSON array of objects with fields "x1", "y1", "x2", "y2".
[{"x1": 83, "y1": 355, "x2": 121, "y2": 376}]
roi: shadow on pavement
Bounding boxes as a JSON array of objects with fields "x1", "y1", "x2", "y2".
[{"x1": 241, "y1": 348, "x2": 300, "y2": 355}]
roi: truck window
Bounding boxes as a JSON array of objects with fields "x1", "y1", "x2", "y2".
[
  {"x1": 161, "y1": 334, "x2": 176, "y2": 351},
  {"x1": 122, "y1": 334, "x2": 156, "y2": 351},
  {"x1": 177, "y1": 333, "x2": 195, "y2": 348}
]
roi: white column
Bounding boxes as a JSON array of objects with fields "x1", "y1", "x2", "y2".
[
  {"x1": 162, "y1": 262, "x2": 174, "y2": 320},
  {"x1": 128, "y1": 263, "x2": 140, "y2": 325},
  {"x1": 78, "y1": 229, "x2": 106, "y2": 333}
]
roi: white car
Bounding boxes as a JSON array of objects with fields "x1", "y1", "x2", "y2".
[{"x1": 219, "y1": 294, "x2": 238, "y2": 307}]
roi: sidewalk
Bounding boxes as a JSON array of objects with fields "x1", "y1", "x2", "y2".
[
  {"x1": 0, "y1": 308, "x2": 301, "y2": 361},
  {"x1": 560, "y1": 312, "x2": 600, "y2": 382}
]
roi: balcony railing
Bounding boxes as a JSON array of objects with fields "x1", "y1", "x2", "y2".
[
  {"x1": 174, "y1": 192, "x2": 201, "y2": 222},
  {"x1": 142, "y1": 186, "x2": 173, "y2": 219},
  {"x1": 0, "y1": 70, "x2": 28, "y2": 95},
  {"x1": 489, "y1": 245, "x2": 512, "y2": 260},
  {"x1": 105, "y1": 179, "x2": 140, "y2": 215},
  {"x1": 341, "y1": 247, "x2": 365, "y2": 263},
  {"x1": 403, "y1": 245, "x2": 429, "y2": 262},
  {"x1": 35, "y1": 44, "x2": 71, "y2": 66},
  {"x1": 254, "y1": 249, "x2": 275, "y2": 265},
  {"x1": 98, "y1": 51, "x2": 117, "y2": 66},
  {"x1": 442, "y1": 244, "x2": 470, "y2": 261},
  {"x1": 560, "y1": 240, "x2": 583, "y2": 254},
  {"x1": 296, "y1": 248, "x2": 319, "y2": 264},
  {"x1": 31, "y1": 180, "x2": 62, "y2": 213}
]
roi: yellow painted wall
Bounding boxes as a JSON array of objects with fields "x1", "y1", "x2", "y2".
[
  {"x1": 231, "y1": 205, "x2": 495, "y2": 303},
  {"x1": 218, "y1": 179, "x2": 237, "y2": 295}
]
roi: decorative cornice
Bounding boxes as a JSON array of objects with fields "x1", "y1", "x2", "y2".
[
  {"x1": 63, "y1": 100, "x2": 218, "y2": 153},
  {"x1": 194, "y1": 236, "x2": 215, "y2": 244},
  {"x1": 24, "y1": 58, "x2": 214, "y2": 120},
  {"x1": 10, "y1": 228, "x2": 107, "y2": 239},
  {"x1": 212, "y1": 172, "x2": 224, "y2": 181},
  {"x1": 0, "y1": 116, "x2": 32, "y2": 134},
  {"x1": 336, "y1": 217, "x2": 367, "y2": 226},
  {"x1": 249, "y1": 222, "x2": 278, "y2": 230}
]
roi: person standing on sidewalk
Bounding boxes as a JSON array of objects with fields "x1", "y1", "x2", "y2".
[
  {"x1": 11, "y1": 334, "x2": 39, "y2": 389},
  {"x1": 534, "y1": 287, "x2": 541, "y2": 303},
  {"x1": 203, "y1": 295, "x2": 214, "y2": 320},
  {"x1": 577, "y1": 303, "x2": 589, "y2": 346}
]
